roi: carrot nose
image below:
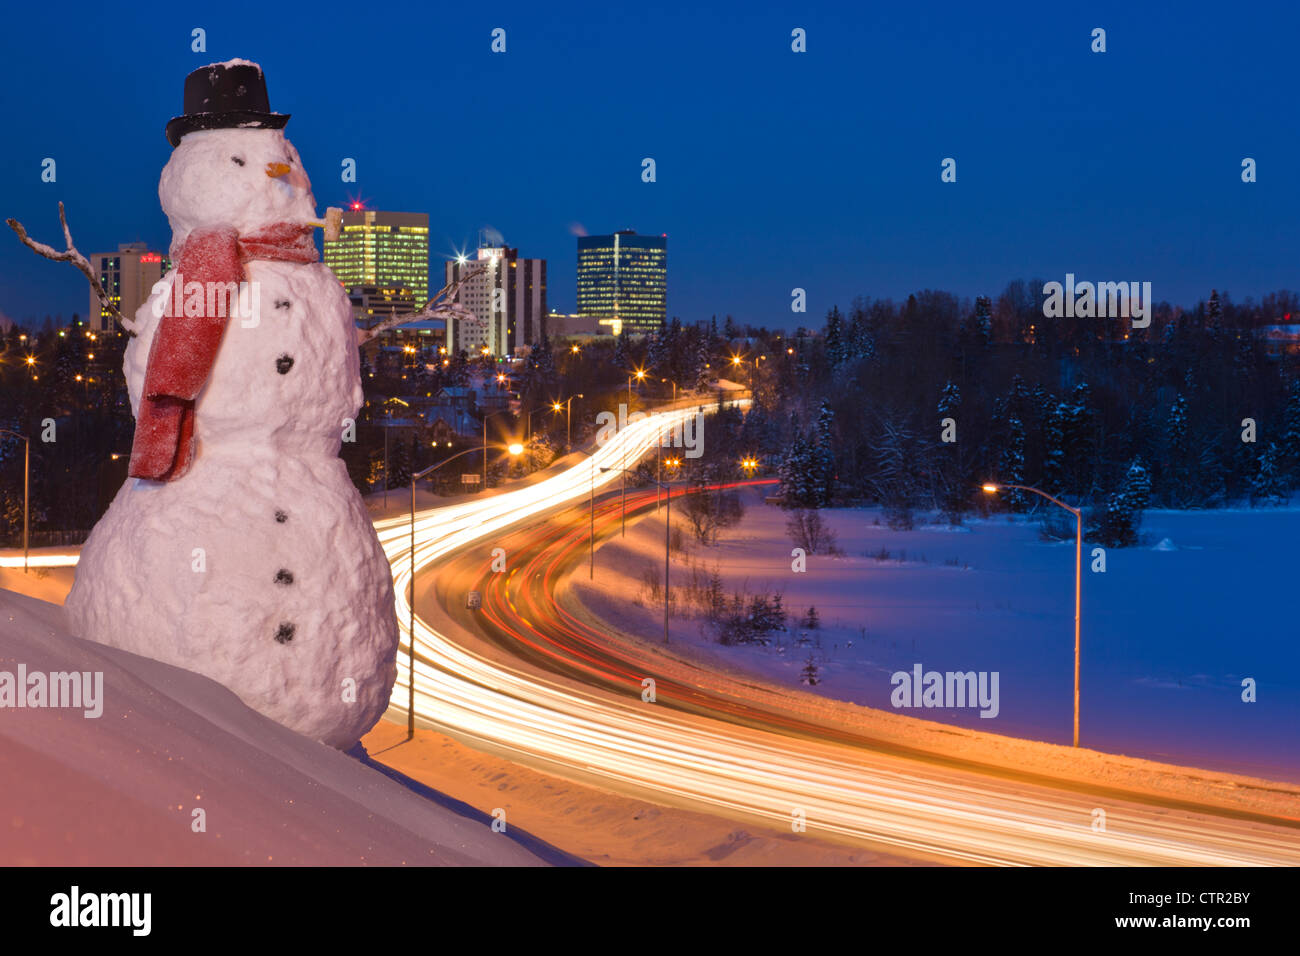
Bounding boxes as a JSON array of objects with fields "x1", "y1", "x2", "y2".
[{"x1": 265, "y1": 162, "x2": 291, "y2": 178}]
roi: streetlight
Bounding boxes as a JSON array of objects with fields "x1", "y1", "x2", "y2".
[
  {"x1": 525, "y1": 404, "x2": 555, "y2": 449},
  {"x1": 406, "y1": 440, "x2": 523, "y2": 738},
  {"x1": 0, "y1": 429, "x2": 29, "y2": 572},
  {"x1": 553, "y1": 395, "x2": 584, "y2": 449},
  {"x1": 623, "y1": 369, "x2": 648, "y2": 536},
  {"x1": 378, "y1": 397, "x2": 410, "y2": 507},
  {"x1": 602, "y1": 465, "x2": 673, "y2": 644},
  {"x1": 589, "y1": 451, "x2": 595, "y2": 579},
  {"x1": 482, "y1": 408, "x2": 514, "y2": 489},
  {"x1": 731, "y1": 353, "x2": 764, "y2": 394},
  {"x1": 982, "y1": 481, "x2": 1083, "y2": 748}
]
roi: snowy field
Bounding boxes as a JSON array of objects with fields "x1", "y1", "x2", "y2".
[{"x1": 575, "y1": 488, "x2": 1300, "y2": 784}]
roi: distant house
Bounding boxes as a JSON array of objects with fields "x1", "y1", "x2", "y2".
[
  {"x1": 1258, "y1": 324, "x2": 1300, "y2": 358},
  {"x1": 407, "y1": 387, "x2": 480, "y2": 437}
]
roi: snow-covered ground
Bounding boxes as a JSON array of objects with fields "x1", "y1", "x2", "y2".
[
  {"x1": 0, "y1": 588, "x2": 559, "y2": 865},
  {"x1": 575, "y1": 488, "x2": 1300, "y2": 785}
]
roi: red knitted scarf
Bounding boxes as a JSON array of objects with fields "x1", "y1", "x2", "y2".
[{"x1": 127, "y1": 222, "x2": 318, "y2": 482}]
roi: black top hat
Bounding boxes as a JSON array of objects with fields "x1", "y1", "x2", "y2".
[{"x1": 165, "y1": 61, "x2": 289, "y2": 148}]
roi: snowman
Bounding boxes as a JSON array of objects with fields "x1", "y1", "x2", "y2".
[{"x1": 65, "y1": 61, "x2": 399, "y2": 748}]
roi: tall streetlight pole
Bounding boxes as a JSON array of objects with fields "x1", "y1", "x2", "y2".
[
  {"x1": 731, "y1": 354, "x2": 765, "y2": 396},
  {"x1": 407, "y1": 440, "x2": 523, "y2": 738},
  {"x1": 589, "y1": 451, "x2": 595, "y2": 580},
  {"x1": 603, "y1": 466, "x2": 672, "y2": 644},
  {"x1": 0, "y1": 430, "x2": 29, "y2": 572},
  {"x1": 656, "y1": 422, "x2": 662, "y2": 512},
  {"x1": 623, "y1": 369, "x2": 647, "y2": 536},
  {"x1": 982, "y1": 481, "x2": 1083, "y2": 748},
  {"x1": 553, "y1": 395, "x2": 583, "y2": 450},
  {"x1": 482, "y1": 408, "x2": 513, "y2": 490}
]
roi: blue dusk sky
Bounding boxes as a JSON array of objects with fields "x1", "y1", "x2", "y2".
[{"x1": 1, "y1": 0, "x2": 1296, "y2": 328}]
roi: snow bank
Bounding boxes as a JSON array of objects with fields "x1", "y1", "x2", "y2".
[{"x1": 0, "y1": 589, "x2": 553, "y2": 865}]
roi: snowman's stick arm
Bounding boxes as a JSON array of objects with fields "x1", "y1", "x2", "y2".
[
  {"x1": 6, "y1": 203, "x2": 137, "y2": 337},
  {"x1": 360, "y1": 264, "x2": 486, "y2": 342}
]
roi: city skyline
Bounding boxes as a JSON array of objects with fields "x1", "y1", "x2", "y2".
[{"x1": 3, "y1": 3, "x2": 1298, "y2": 331}]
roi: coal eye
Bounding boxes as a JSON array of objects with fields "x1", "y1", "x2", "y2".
[{"x1": 231, "y1": 156, "x2": 245, "y2": 166}]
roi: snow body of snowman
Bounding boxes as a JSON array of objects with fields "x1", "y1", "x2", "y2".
[{"x1": 65, "y1": 61, "x2": 398, "y2": 748}]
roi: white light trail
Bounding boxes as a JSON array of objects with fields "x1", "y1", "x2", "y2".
[{"x1": 374, "y1": 404, "x2": 1300, "y2": 866}]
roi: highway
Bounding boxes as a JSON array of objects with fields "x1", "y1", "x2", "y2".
[{"x1": 370, "y1": 404, "x2": 1300, "y2": 866}]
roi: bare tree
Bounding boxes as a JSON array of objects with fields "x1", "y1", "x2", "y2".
[
  {"x1": 360, "y1": 265, "x2": 486, "y2": 344},
  {"x1": 785, "y1": 508, "x2": 838, "y2": 554},
  {"x1": 7, "y1": 203, "x2": 135, "y2": 335},
  {"x1": 682, "y1": 487, "x2": 744, "y2": 545}
]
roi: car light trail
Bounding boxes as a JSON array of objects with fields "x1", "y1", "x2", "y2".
[
  {"x1": 371, "y1": 405, "x2": 1300, "y2": 866},
  {"x1": 19, "y1": 402, "x2": 1299, "y2": 864}
]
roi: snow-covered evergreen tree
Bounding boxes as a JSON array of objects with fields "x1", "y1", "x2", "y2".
[
  {"x1": 997, "y1": 414, "x2": 1028, "y2": 511},
  {"x1": 387, "y1": 436, "x2": 411, "y2": 489},
  {"x1": 1163, "y1": 393, "x2": 1190, "y2": 506},
  {"x1": 646, "y1": 319, "x2": 669, "y2": 373},
  {"x1": 847, "y1": 297, "x2": 876, "y2": 362},
  {"x1": 1059, "y1": 382, "x2": 1097, "y2": 499},
  {"x1": 1251, "y1": 443, "x2": 1287, "y2": 506},
  {"x1": 445, "y1": 350, "x2": 471, "y2": 387},
  {"x1": 800, "y1": 654, "x2": 820, "y2": 686},
  {"x1": 1125, "y1": 457, "x2": 1151, "y2": 512},
  {"x1": 1041, "y1": 400, "x2": 1066, "y2": 495},
  {"x1": 811, "y1": 399, "x2": 835, "y2": 506},
  {"x1": 1090, "y1": 458, "x2": 1150, "y2": 547},
  {"x1": 974, "y1": 295, "x2": 992, "y2": 346},
  {"x1": 1206, "y1": 289, "x2": 1223, "y2": 331},
  {"x1": 824, "y1": 305, "x2": 846, "y2": 367},
  {"x1": 694, "y1": 335, "x2": 714, "y2": 391},
  {"x1": 613, "y1": 331, "x2": 629, "y2": 372},
  {"x1": 937, "y1": 382, "x2": 961, "y2": 419},
  {"x1": 778, "y1": 427, "x2": 814, "y2": 507},
  {"x1": 1282, "y1": 377, "x2": 1300, "y2": 482}
]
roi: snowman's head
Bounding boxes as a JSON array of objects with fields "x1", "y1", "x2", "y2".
[{"x1": 159, "y1": 128, "x2": 317, "y2": 252}]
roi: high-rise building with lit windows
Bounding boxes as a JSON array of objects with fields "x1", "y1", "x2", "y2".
[
  {"x1": 444, "y1": 245, "x2": 546, "y2": 358},
  {"x1": 576, "y1": 231, "x2": 666, "y2": 335},
  {"x1": 88, "y1": 243, "x2": 170, "y2": 333},
  {"x1": 324, "y1": 210, "x2": 429, "y2": 307}
]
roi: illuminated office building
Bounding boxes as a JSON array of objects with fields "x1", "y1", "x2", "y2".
[
  {"x1": 575, "y1": 230, "x2": 666, "y2": 334},
  {"x1": 88, "y1": 243, "x2": 170, "y2": 332},
  {"x1": 444, "y1": 245, "x2": 546, "y2": 358},
  {"x1": 324, "y1": 209, "x2": 429, "y2": 307}
]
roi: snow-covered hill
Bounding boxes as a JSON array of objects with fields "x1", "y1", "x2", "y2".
[{"x1": 0, "y1": 588, "x2": 563, "y2": 865}]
